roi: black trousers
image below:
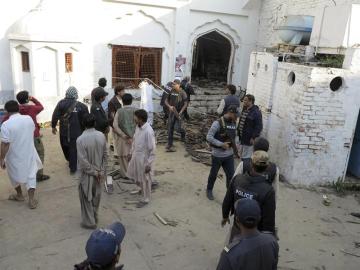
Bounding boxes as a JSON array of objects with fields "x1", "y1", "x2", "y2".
[
  {"x1": 60, "y1": 135, "x2": 78, "y2": 173},
  {"x1": 207, "y1": 155, "x2": 235, "y2": 191},
  {"x1": 167, "y1": 113, "x2": 185, "y2": 147}
]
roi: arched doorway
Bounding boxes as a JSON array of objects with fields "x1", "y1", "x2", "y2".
[{"x1": 191, "y1": 31, "x2": 232, "y2": 84}]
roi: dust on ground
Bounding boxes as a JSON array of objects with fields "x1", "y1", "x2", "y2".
[{"x1": 0, "y1": 129, "x2": 360, "y2": 270}]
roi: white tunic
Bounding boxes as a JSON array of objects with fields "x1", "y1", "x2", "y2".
[
  {"x1": 127, "y1": 123, "x2": 156, "y2": 184},
  {"x1": 0, "y1": 114, "x2": 42, "y2": 184},
  {"x1": 140, "y1": 81, "x2": 154, "y2": 113}
]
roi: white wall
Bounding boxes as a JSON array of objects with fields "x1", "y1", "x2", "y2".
[
  {"x1": 248, "y1": 52, "x2": 360, "y2": 185},
  {"x1": 256, "y1": 0, "x2": 360, "y2": 49},
  {"x1": 0, "y1": 0, "x2": 38, "y2": 104}
]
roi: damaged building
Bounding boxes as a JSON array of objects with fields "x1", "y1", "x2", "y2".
[
  {"x1": 248, "y1": 3, "x2": 360, "y2": 184},
  {"x1": 1, "y1": 0, "x2": 360, "y2": 185}
]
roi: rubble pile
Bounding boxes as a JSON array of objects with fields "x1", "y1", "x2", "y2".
[{"x1": 153, "y1": 113, "x2": 217, "y2": 166}]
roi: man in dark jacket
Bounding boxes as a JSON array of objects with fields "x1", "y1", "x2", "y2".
[
  {"x1": 217, "y1": 199, "x2": 278, "y2": 270},
  {"x1": 238, "y1": 94, "x2": 262, "y2": 159},
  {"x1": 222, "y1": 150, "x2": 276, "y2": 242},
  {"x1": 52, "y1": 86, "x2": 89, "y2": 174},
  {"x1": 217, "y1": 85, "x2": 240, "y2": 116},
  {"x1": 91, "y1": 87, "x2": 109, "y2": 135},
  {"x1": 108, "y1": 84, "x2": 124, "y2": 156},
  {"x1": 180, "y1": 76, "x2": 195, "y2": 120},
  {"x1": 160, "y1": 82, "x2": 173, "y2": 125}
]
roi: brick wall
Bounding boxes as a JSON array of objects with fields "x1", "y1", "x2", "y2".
[
  {"x1": 257, "y1": 0, "x2": 360, "y2": 48},
  {"x1": 248, "y1": 52, "x2": 360, "y2": 184}
]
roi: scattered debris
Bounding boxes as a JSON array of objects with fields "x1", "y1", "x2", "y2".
[
  {"x1": 152, "y1": 254, "x2": 165, "y2": 258},
  {"x1": 322, "y1": 195, "x2": 331, "y2": 206},
  {"x1": 350, "y1": 212, "x2": 360, "y2": 219},
  {"x1": 125, "y1": 200, "x2": 139, "y2": 205},
  {"x1": 154, "y1": 113, "x2": 216, "y2": 166},
  {"x1": 154, "y1": 212, "x2": 168, "y2": 225},
  {"x1": 340, "y1": 249, "x2": 360, "y2": 258}
]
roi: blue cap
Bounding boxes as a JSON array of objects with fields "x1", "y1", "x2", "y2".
[
  {"x1": 235, "y1": 198, "x2": 261, "y2": 227},
  {"x1": 85, "y1": 222, "x2": 126, "y2": 267}
]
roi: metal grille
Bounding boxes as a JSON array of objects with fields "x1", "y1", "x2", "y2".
[
  {"x1": 112, "y1": 45, "x2": 162, "y2": 88},
  {"x1": 65, "y1": 53, "x2": 73, "y2": 73}
]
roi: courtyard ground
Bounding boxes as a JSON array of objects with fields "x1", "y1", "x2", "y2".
[{"x1": 0, "y1": 129, "x2": 360, "y2": 270}]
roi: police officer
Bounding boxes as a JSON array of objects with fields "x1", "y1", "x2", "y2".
[
  {"x1": 206, "y1": 105, "x2": 240, "y2": 200},
  {"x1": 234, "y1": 137, "x2": 279, "y2": 200},
  {"x1": 74, "y1": 222, "x2": 126, "y2": 270},
  {"x1": 91, "y1": 87, "x2": 110, "y2": 134},
  {"x1": 222, "y1": 151, "x2": 276, "y2": 241},
  {"x1": 217, "y1": 198, "x2": 279, "y2": 270}
]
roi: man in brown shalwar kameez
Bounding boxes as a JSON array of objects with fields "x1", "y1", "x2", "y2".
[
  {"x1": 76, "y1": 114, "x2": 107, "y2": 229},
  {"x1": 127, "y1": 109, "x2": 156, "y2": 208},
  {"x1": 112, "y1": 93, "x2": 137, "y2": 179}
]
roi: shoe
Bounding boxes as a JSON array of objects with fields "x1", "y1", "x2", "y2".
[
  {"x1": 166, "y1": 146, "x2": 176, "y2": 152},
  {"x1": 136, "y1": 201, "x2": 149, "y2": 208},
  {"x1": 37, "y1": 175, "x2": 50, "y2": 182},
  {"x1": 206, "y1": 190, "x2": 214, "y2": 200},
  {"x1": 107, "y1": 184, "x2": 114, "y2": 194},
  {"x1": 152, "y1": 181, "x2": 159, "y2": 189},
  {"x1": 70, "y1": 170, "x2": 77, "y2": 175}
]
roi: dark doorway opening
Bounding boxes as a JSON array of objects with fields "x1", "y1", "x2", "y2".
[
  {"x1": 191, "y1": 31, "x2": 232, "y2": 85},
  {"x1": 112, "y1": 45, "x2": 162, "y2": 88},
  {"x1": 347, "y1": 110, "x2": 360, "y2": 180}
]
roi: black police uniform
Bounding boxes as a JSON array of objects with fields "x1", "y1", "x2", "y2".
[
  {"x1": 91, "y1": 102, "x2": 109, "y2": 134},
  {"x1": 216, "y1": 232, "x2": 279, "y2": 270},
  {"x1": 222, "y1": 174, "x2": 276, "y2": 239}
]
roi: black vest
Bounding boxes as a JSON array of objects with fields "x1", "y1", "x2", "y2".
[
  {"x1": 243, "y1": 158, "x2": 277, "y2": 184},
  {"x1": 223, "y1": 95, "x2": 240, "y2": 115},
  {"x1": 214, "y1": 117, "x2": 237, "y2": 146}
]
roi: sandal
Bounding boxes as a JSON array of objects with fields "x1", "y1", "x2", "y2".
[
  {"x1": 8, "y1": 194, "x2": 25, "y2": 202},
  {"x1": 29, "y1": 199, "x2": 38, "y2": 209}
]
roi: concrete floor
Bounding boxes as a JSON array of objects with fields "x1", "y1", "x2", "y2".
[{"x1": 0, "y1": 129, "x2": 360, "y2": 270}]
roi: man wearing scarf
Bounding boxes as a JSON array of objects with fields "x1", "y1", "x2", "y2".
[{"x1": 52, "y1": 86, "x2": 89, "y2": 174}]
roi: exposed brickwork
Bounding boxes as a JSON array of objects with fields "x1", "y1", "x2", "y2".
[{"x1": 247, "y1": 52, "x2": 360, "y2": 184}]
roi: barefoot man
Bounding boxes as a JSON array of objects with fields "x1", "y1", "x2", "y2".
[
  {"x1": 127, "y1": 109, "x2": 156, "y2": 208},
  {"x1": 0, "y1": 100, "x2": 42, "y2": 209}
]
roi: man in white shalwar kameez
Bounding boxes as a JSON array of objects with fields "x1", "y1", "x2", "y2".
[
  {"x1": 127, "y1": 109, "x2": 156, "y2": 208},
  {"x1": 76, "y1": 114, "x2": 107, "y2": 229},
  {"x1": 0, "y1": 101, "x2": 42, "y2": 209}
]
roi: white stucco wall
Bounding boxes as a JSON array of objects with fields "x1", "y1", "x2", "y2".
[
  {"x1": 248, "y1": 52, "x2": 360, "y2": 185},
  {"x1": 1, "y1": 0, "x2": 260, "y2": 121},
  {"x1": 0, "y1": 0, "x2": 39, "y2": 104}
]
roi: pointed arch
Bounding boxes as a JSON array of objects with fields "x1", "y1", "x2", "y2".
[{"x1": 188, "y1": 20, "x2": 241, "y2": 83}]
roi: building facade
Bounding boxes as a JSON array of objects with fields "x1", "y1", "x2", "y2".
[{"x1": 0, "y1": 0, "x2": 261, "y2": 121}]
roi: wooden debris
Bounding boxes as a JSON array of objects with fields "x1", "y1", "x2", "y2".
[
  {"x1": 340, "y1": 249, "x2": 360, "y2": 258},
  {"x1": 194, "y1": 149, "x2": 212, "y2": 154},
  {"x1": 125, "y1": 200, "x2": 139, "y2": 205},
  {"x1": 154, "y1": 212, "x2": 168, "y2": 225}
]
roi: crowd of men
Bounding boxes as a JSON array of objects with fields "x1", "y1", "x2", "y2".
[{"x1": 0, "y1": 78, "x2": 279, "y2": 269}]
